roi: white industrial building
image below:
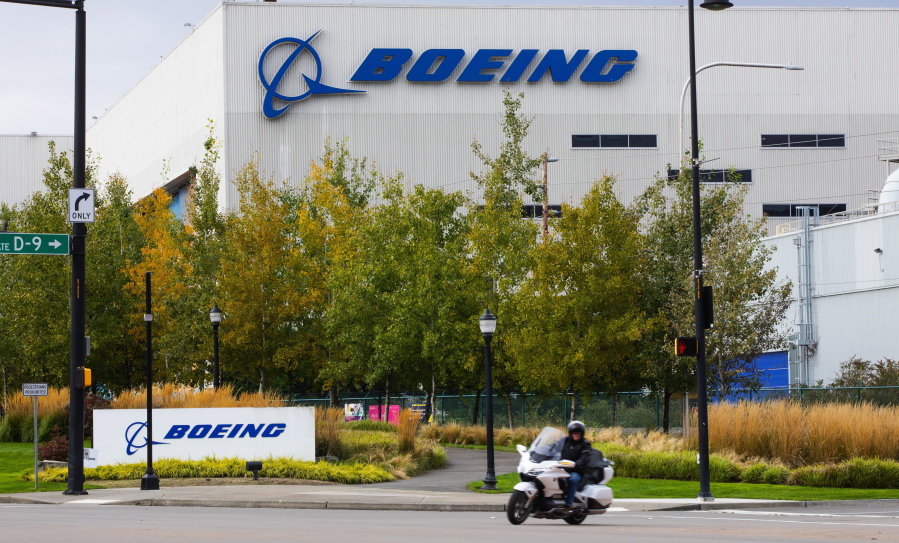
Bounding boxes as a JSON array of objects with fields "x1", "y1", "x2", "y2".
[
  {"x1": 76, "y1": 2, "x2": 899, "y2": 226},
  {"x1": 0, "y1": 134, "x2": 74, "y2": 208},
  {"x1": 2, "y1": 3, "x2": 897, "y2": 383}
]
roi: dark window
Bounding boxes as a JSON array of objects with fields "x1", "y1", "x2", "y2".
[
  {"x1": 600, "y1": 134, "x2": 629, "y2": 148},
  {"x1": 762, "y1": 134, "x2": 845, "y2": 148},
  {"x1": 762, "y1": 204, "x2": 791, "y2": 217},
  {"x1": 790, "y1": 135, "x2": 817, "y2": 148},
  {"x1": 762, "y1": 203, "x2": 848, "y2": 217},
  {"x1": 572, "y1": 134, "x2": 600, "y2": 148},
  {"x1": 667, "y1": 169, "x2": 752, "y2": 183},
  {"x1": 520, "y1": 204, "x2": 562, "y2": 219},
  {"x1": 629, "y1": 134, "x2": 657, "y2": 148},
  {"x1": 817, "y1": 134, "x2": 845, "y2": 148},
  {"x1": 573, "y1": 134, "x2": 657, "y2": 148},
  {"x1": 761, "y1": 134, "x2": 789, "y2": 148}
]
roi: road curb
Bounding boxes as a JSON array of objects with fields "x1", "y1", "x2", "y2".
[{"x1": 106, "y1": 499, "x2": 504, "y2": 512}]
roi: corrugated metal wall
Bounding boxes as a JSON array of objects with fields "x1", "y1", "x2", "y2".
[
  {"x1": 213, "y1": 4, "x2": 899, "y2": 217},
  {"x1": 0, "y1": 134, "x2": 74, "y2": 207}
]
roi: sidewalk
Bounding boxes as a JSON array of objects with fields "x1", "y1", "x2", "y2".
[{"x1": 0, "y1": 484, "x2": 810, "y2": 512}]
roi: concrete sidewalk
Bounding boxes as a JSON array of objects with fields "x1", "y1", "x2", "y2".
[{"x1": 0, "y1": 484, "x2": 811, "y2": 512}]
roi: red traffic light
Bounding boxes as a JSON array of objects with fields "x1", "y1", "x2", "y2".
[{"x1": 675, "y1": 337, "x2": 697, "y2": 357}]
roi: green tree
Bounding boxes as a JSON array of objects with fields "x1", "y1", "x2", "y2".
[
  {"x1": 635, "y1": 167, "x2": 792, "y2": 430},
  {"x1": 507, "y1": 176, "x2": 650, "y2": 418}
]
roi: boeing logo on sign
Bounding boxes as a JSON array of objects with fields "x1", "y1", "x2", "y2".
[
  {"x1": 258, "y1": 31, "x2": 365, "y2": 119},
  {"x1": 125, "y1": 421, "x2": 169, "y2": 456},
  {"x1": 351, "y1": 48, "x2": 638, "y2": 84}
]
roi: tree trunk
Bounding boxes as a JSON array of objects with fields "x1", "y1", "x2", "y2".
[
  {"x1": 471, "y1": 389, "x2": 481, "y2": 426},
  {"x1": 505, "y1": 392, "x2": 514, "y2": 429},
  {"x1": 258, "y1": 367, "x2": 265, "y2": 393},
  {"x1": 662, "y1": 388, "x2": 672, "y2": 433},
  {"x1": 569, "y1": 390, "x2": 577, "y2": 421},
  {"x1": 377, "y1": 390, "x2": 383, "y2": 421},
  {"x1": 329, "y1": 385, "x2": 338, "y2": 408},
  {"x1": 425, "y1": 372, "x2": 435, "y2": 424},
  {"x1": 384, "y1": 377, "x2": 390, "y2": 422}
]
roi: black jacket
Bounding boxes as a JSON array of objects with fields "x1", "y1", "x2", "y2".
[{"x1": 558, "y1": 436, "x2": 592, "y2": 471}]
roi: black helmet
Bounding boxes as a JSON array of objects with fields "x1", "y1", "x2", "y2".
[{"x1": 567, "y1": 420, "x2": 586, "y2": 436}]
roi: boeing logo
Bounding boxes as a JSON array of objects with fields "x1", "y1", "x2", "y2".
[
  {"x1": 125, "y1": 422, "x2": 287, "y2": 455},
  {"x1": 258, "y1": 31, "x2": 638, "y2": 118},
  {"x1": 125, "y1": 421, "x2": 169, "y2": 456},
  {"x1": 258, "y1": 31, "x2": 365, "y2": 119}
]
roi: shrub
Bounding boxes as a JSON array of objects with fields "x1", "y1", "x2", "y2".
[
  {"x1": 345, "y1": 420, "x2": 396, "y2": 433},
  {"x1": 611, "y1": 450, "x2": 740, "y2": 483},
  {"x1": 741, "y1": 463, "x2": 767, "y2": 484},
  {"x1": 789, "y1": 458, "x2": 899, "y2": 489},
  {"x1": 38, "y1": 435, "x2": 69, "y2": 462},
  {"x1": 33, "y1": 456, "x2": 395, "y2": 484},
  {"x1": 38, "y1": 411, "x2": 69, "y2": 442}
]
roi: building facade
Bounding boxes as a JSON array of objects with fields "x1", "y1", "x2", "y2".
[{"x1": 75, "y1": 3, "x2": 898, "y2": 228}]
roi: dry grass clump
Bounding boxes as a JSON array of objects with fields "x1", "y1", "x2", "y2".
[
  {"x1": 315, "y1": 407, "x2": 344, "y2": 458},
  {"x1": 705, "y1": 400, "x2": 899, "y2": 466},
  {"x1": 621, "y1": 429, "x2": 687, "y2": 453},
  {"x1": 109, "y1": 384, "x2": 280, "y2": 410},
  {"x1": 397, "y1": 409, "x2": 420, "y2": 453}
]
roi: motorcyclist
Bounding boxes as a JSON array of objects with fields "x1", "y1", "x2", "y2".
[{"x1": 556, "y1": 420, "x2": 591, "y2": 512}]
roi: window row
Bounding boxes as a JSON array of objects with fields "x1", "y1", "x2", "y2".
[
  {"x1": 762, "y1": 203, "x2": 847, "y2": 218},
  {"x1": 667, "y1": 169, "x2": 753, "y2": 184},
  {"x1": 570, "y1": 134, "x2": 846, "y2": 149}
]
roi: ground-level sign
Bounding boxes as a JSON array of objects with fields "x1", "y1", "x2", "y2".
[
  {"x1": 23, "y1": 383, "x2": 49, "y2": 397},
  {"x1": 0, "y1": 233, "x2": 69, "y2": 255}
]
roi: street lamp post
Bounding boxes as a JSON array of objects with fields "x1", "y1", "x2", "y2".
[
  {"x1": 479, "y1": 308, "x2": 498, "y2": 491},
  {"x1": 209, "y1": 305, "x2": 222, "y2": 389},
  {"x1": 687, "y1": 0, "x2": 736, "y2": 502}
]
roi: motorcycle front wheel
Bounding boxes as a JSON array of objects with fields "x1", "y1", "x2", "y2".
[{"x1": 506, "y1": 490, "x2": 531, "y2": 525}]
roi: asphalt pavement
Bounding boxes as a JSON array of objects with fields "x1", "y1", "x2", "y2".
[{"x1": 0, "y1": 448, "x2": 894, "y2": 514}]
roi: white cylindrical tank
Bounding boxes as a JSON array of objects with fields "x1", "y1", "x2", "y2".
[{"x1": 879, "y1": 168, "x2": 899, "y2": 207}]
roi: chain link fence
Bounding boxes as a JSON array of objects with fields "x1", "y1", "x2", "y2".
[{"x1": 286, "y1": 386, "x2": 899, "y2": 429}]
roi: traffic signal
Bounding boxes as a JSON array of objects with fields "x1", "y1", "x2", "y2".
[{"x1": 675, "y1": 337, "x2": 697, "y2": 357}]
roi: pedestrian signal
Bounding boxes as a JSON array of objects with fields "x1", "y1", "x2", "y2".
[{"x1": 675, "y1": 337, "x2": 697, "y2": 357}]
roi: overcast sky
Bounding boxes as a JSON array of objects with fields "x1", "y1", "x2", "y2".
[{"x1": 2, "y1": 0, "x2": 898, "y2": 134}]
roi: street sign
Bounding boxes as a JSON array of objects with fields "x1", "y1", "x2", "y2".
[
  {"x1": 23, "y1": 383, "x2": 48, "y2": 397},
  {"x1": 0, "y1": 233, "x2": 69, "y2": 255},
  {"x1": 68, "y1": 188, "x2": 95, "y2": 223}
]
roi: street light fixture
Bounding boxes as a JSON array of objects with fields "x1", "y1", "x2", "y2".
[
  {"x1": 687, "y1": 0, "x2": 734, "y2": 503},
  {"x1": 479, "y1": 308, "x2": 498, "y2": 491},
  {"x1": 209, "y1": 305, "x2": 223, "y2": 389},
  {"x1": 541, "y1": 154, "x2": 559, "y2": 242},
  {"x1": 678, "y1": 62, "x2": 804, "y2": 156}
]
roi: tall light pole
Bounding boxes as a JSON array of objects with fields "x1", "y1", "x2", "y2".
[
  {"x1": 688, "y1": 0, "x2": 734, "y2": 502},
  {"x1": 209, "y1": 305, "x2": 223, "y2": 389},
  {"x1": 479, "y1": 308, "x2": 497, "y2": 491},
  {"x1": 2, "y1": 0, "x2": 90, "y2": 496},
  {"x1": 678, "y1": 62, "x2": 803, "y2": 156},
  {"x1": 541, "y1": 154, "x2": 559, "y2": 242}
]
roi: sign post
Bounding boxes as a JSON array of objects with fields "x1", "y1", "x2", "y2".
[{"x1": 23, "y1": 383, "x2": 49, "y2": 490}]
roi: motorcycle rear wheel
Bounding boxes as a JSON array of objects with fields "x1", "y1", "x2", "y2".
[
  {"x1": 506, "y1": 490, "x2": 531, "y2": 525},
  {"x1": 564, "y1": 510, "x2": 588, "y2": 525}
]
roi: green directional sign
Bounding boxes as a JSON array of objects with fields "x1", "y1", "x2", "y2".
[{"x1": 0, "y1": 233, "x2": 69, "y2": 255}]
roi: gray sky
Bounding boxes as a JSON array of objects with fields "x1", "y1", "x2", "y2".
[{"x1": 2, "y1": 0, "x2": 898, "y2": 134}]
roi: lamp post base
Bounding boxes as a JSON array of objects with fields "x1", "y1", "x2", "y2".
[
  {"x1": 63, "y1": 489, "x2": 88, "y2": 496},
  {"x1": 697, "y1": 492, "x2": 715, "y2": 502},
  {"x1": 481, "y1": 471, "x2": 498, "y2": 491},
  {"x1": 140, "y1": 473, "x2": 160, "y2": 490}
]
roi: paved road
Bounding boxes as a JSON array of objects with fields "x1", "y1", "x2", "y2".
[
  {"x1": 3, "y1": 504, "x2": 898, "y2": 542},
  {"x1": 365, "y1": 446, "x2": 521, "y2": 491}
]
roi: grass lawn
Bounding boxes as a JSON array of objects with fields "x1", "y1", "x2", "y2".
[
  {"x1": 467, "y1": 472, "x2": 899, "y2": 501},
  {"x1": 0, "y1": 442, "x2": 103, "y2": 494}
]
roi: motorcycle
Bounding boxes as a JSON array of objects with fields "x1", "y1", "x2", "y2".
[{"x1": 506, "y1": 426, "x2": 614, "y2": 525}]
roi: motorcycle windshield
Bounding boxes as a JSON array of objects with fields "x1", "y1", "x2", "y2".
[{"x1": 528, "y1": 427, "x2": 566, "y2": 462}]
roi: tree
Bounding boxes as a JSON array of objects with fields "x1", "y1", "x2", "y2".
[
  {"x1": 635, "y1": 166, "x2": 792, "y2": 430},
  {"x1": 507, "y1": 176, "x2": 650, "y2": 415}
]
